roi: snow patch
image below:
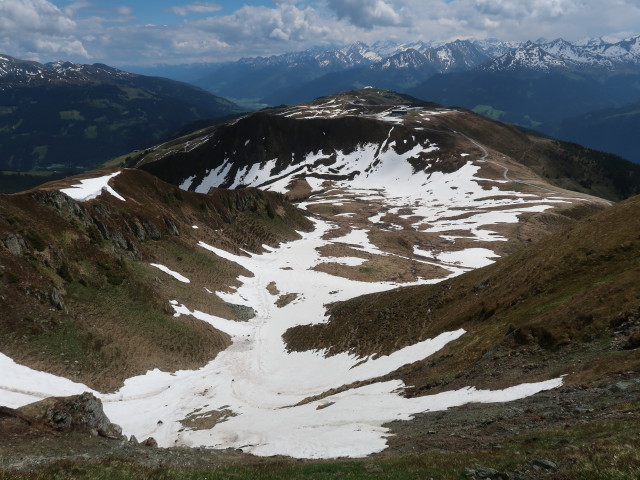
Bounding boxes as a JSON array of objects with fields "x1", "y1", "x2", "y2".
[
  {"x1": 60, "y1": 172, "x2": 125, "y2": 202},
  {"x1": 150, "y1": 263, "x2": 190, "y2": 283}
]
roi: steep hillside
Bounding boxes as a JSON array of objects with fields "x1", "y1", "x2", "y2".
[
  {"x1": 132, "y1": 89, "x2": 640, "y2": 202},
  {"x1": 0, "y1": 55, "x2": 241, "y2": 172},
  {"x1": 425, "y1": 106, "x2": 640, "y2": 200},
  {"x1": 408, "y1": 69, "x2": 640, "y2": 129},
  {"x1": 541, "y1": 99, "x2": 640, "y2": 163},
  {"x1": 0, "y1": 169, "x2": 311, "y2": 391}
]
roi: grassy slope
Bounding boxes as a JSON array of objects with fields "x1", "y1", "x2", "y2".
[
  {"x1": 1, "y1": 416, "x2": 638, "y2": 479},
  {"x1": 541, "y1": 99, "x2": 640, "y2": 164},
  {"x1": 432, "y1": 109, "x2": 640, "y2": 202},
  {"x1": 0, "y1": 80, "x2": 241, "y2": 172},
  {"x1": 0, "y1": 169, "x2": 312, "y2": 391}
]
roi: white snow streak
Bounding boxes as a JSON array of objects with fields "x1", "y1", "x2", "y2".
[
  {"x1": 60, "y1": 172, "x2": 125, "y2": 202},
  {"x1": 149, "y1": 263, "x2": 190, "y2": 283}
]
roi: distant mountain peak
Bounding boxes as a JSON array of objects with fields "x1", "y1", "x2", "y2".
[{"x1": 484, "y1": 43, "x2": 567, "y2": 72}]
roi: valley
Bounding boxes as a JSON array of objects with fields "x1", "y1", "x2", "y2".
[
  {"x1": 0, "y1": 88, "x2": 637, "y2": 479},
  {"x1": 3, "y1": 88, "x2": 634, "y2": 469}
]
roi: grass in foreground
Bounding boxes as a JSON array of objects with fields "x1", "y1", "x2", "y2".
[{"x1": 2, "y1": 417, "x2": 639, "y2": 480}]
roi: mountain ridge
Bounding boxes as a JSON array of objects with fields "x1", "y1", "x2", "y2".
[
  {"x1": 0, "y1": 54, "x2": 242, "y2": 174},
  {"x1": 130, "y1": 89, "x2": 640, "y2": 202}
]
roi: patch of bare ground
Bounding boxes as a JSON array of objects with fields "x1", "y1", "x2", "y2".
[
  {"x1": 320, "y1": 224, "x2": 354, "y2": 241},
  {"x1": 266, "y1": 281, "x2": 279, "y2": 296},
  {"x1": 265, "y1": 280, "x2": 298, "y2": 307},
  {"x1": 313, "y1": 252, "x2": 449, "y2": 284},
  {"x1": 179, "y1": 408, "x2": 237, "y2": 431},
  {"x1": 366, "y1": 229, "x2": 428, "y2": 257},
  {"x1": 276, "y1": 293, "x2": 298, "y2": 308},
  {"x1": 315, "y1": 243, "x2": 369, "y2": 260},
  {"x1": 283, "y1": 178, "x2": 312, "y2": 201}
]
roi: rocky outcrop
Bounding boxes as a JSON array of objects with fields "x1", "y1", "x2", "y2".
[
  {"x1": 22, "y1": 392, "x2": 124, "y2": 439},
  {"x1": 30, "y1": 190, "x2": 92, "y2": 226},
  {"x1": 3, "y1": 233, "x2": 27, "y2": 257}
]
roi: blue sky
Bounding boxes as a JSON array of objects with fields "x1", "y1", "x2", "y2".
[{"x1": 1, "y1": 1, "x2": 639, "y2": 66}]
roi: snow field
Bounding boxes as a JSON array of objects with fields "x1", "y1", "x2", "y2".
[
  {"x1": 1, "y1": 120, "x2": 589, "y2": 458},
  {"x1": 0, "y1": 216, "x2": 563, "y2": 458}
]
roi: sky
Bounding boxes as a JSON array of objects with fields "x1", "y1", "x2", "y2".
[{"x1": 1, "y1": 0, "x2": 639, "y2": 66}]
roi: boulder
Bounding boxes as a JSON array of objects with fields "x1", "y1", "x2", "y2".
[
  {"x1": 22, "y1": 392, "x2": 123, "y2": 439},
  {"x1": 3, "y1": 233, "x2": 26, "y2": 257}
]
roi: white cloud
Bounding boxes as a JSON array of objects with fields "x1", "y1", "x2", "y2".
[
  {"x1": 116, "y1": 6, "x2": 133, "y2": 16},
  {"x1": 326, "y1": 0, "x2": 406, "y2": 28},
  {"x1": 474, "y1": 0, "x2": 577, "y2": 20},
  {"x1": 169, "y1": 2, "x2": 222, "y2": 17},
  {"x1": 0, "y1": 0, "x2": 639, "y2": 66},
  {"x1": 0, "y1": 0, "x2": 76, "y2": 34},
  {"x1": 0, "y1": 0, "x2": 90, "y2": 58}
]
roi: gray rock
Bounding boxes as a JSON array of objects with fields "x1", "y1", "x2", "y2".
[
  {"x1": 225, "y1": 303, "x2": 257, "y2": 321},
  {"x1": 92, "y1": 216, "x2": 110, "y2": 240},
  {"x1": 49, "y1": 288, "x2": 64, "y2": 310},
  {"x1": 532, "y1": 459, "x2": 557, "y2": 471},
  {"x1": 129, "y1": 220, "x2": 146, "y2": 241},
  {"x1": 129, "y1": 435, "x2": 139, "y2": 444},
  {"x1": 30, "y1": 190, "x2": 91, "y2": 226},
  {"x1": 43, "y1": 392, "x2": 123, "y2": 439},
  {"x1": 125, "y1": 237, "x2": 139, "y2": 255},
  {"x1": 610, "y1": 382, "x2": 632, "y2": 393},
  {"x1": 476, "y1": 467, "x2": 499, "y2": 478},
  {"x1": 465, "y1": 467, "x2": 509, "y2": 479},
  {"x1": 142, "y1": 437, "x2": 158, "y2": 447},
  {"x1": 573, "y1": 407, "x2": 592, "y2": 414},
  {"x1": 4, "y1": 233, "x2": 26, "y2": 257},
  {"x1": 111, "y1": 231, "x2": 128, "y2": 250},
  {"x1": 164, "y1": 218, "x2": 180, "y2": 236},
  {"x1": 142, "y1": 220, "x2": 162, "y2": 240}
]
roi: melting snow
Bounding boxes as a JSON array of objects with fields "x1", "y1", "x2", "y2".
[
  {"x1": 60, "y1": 172, "x2": 125, "y2": 202},
  {"x1": 414, "y1": 246, "x2": 500, "y2": 269},
  {"x1": 1, "y1": 218, "x2": 564, "y2": 459},
  {"x1": 0, "y1": 107, "x2": 590, "y2": 459},
  {"x1": 150, "y1": 263, "x2": 190, "y2": 283}
]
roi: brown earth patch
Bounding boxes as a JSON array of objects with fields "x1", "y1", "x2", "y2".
[
  {"x1": 179, "y1": 408, "x2": 237, "y2": 431},
  {"x1": 313, "y1": 254, "x2": 449, "y2": 284},
  {"x1": 284, "y1": 178, "x2": 312, "y2": 201},
  {"x1": 266, "y1": 281, "x2": 279, "y2": 296},
  {"x1": 276, "y1": 293, "x2": 298, "y2": 308}
]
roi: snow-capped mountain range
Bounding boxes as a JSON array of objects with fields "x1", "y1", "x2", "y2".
[
  {"x1": 124, "y1": 34, "x2": 640, "y2": 107},
  {"x1": 221, "y1": 34, "x2": 640, "y2": 77},
  {"x1": 483, "y1": 36, "x2": 640, "y2": 72},
  {"x1": 0, "y1": 54, "x2": 134, "y2": 87}
]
